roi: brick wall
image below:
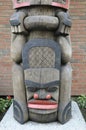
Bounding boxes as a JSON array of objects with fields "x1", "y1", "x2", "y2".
[
  {"x1": 0, "y1": 0, "x2": 86, "y2": 95},
  {"x1": 70, "y1": 0, "x2": 86, "y2": 95},
  {"x1": 0, "y1": 0, "x2": 13, "y2": 95}
]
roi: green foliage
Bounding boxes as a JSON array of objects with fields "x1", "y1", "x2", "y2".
[
  {"x1": 0, "y1": 96, "x2": 13, "y2": 113},
  {"x1": 76, "y1": 95, "x2": 86, "y2": 109}
]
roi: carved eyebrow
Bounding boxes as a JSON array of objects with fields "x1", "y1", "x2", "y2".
[{"x1": 25, "y1": 80, "x2": 60, "y2": 89}]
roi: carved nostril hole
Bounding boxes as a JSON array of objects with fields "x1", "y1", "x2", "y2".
[
  {"x1": 34, "y1": 93, "x2": 39, "y2": 99},
  {"x1": 46, "y1": 94, "x2": 51, "y2": 99}
]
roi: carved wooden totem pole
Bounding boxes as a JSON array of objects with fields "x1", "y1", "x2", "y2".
[{"x1": 10, "y1": 0, "x2": 72, "y2": 124}]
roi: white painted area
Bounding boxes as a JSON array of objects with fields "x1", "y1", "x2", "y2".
[{"x1": 0, "y1": 101, "x2": 86, "y2": 130}]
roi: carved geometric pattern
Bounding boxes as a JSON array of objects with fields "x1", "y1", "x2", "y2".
[{"x1": 29, "y1": 47, "x2": 55, "y2": 68}]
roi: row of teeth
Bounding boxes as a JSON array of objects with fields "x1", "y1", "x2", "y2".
[
  {"x1": 11, "y1": 26, "x2": 22, "y2": 33},
  {"x1": 60, "y1": 25, "x2": 70, "y2": 34}
]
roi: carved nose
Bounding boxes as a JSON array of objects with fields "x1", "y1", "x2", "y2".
[
  {"x1": 38, "y1": 89, "x2": 47, "y2": 99},
  {"x1": 46, "y1": 94, "x2": 51, "y2": 99},
  {"x1": 34, "y1": 90, "x2": 51, "y2": 100},
  {"x1": 34, "y1": 93, "x2": 39, "y2": 99}
]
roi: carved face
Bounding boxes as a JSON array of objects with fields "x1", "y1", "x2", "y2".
[
  {"x1": 22, "y1": 39, "x2": 61, "y2": 122},
  {"x1": 24, "y1": 68, "x2": 60, "y2": 122}
]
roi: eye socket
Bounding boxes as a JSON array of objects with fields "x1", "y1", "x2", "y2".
[
  {"x1": 46, "y1": 87, "x2": 57, "y2": 92},
  {"x1": 27, "y1": 87, "x2": 39, "y2": 92}
]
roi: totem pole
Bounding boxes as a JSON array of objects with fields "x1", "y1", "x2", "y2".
[{"x1": 10, "y1": 0, "x2": 72, "y2": 124}]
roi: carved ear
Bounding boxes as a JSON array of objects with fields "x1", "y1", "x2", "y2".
[
  {"x1": 58, "y1": 101, "x2": 72, "y2": 124},
  {"x1": 13, "y1": 100, "x2": 29, "y2": 124},
  {"x1": 13, "y1": 100, "x2": 24, "y2": 124}
]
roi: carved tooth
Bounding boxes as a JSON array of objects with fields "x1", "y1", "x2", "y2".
[
  {"x1": 18, "y1": 25, "x2": 21, "y2": 32},
  {"x1": 65, "y1": 27, "x2": 68, "y2": 34},
  {"x1": 17, "y1": 27, "x2": 19, "y2": 32},
  {"x1": 61, "y1": 25, "x2": 65, "y2": 33},
  {"x1": 15, "y1": 26, "x2": 18, "y2": 33},
  {"x1": 11, "y1": 26, "x2": 15, "y2": 33}
]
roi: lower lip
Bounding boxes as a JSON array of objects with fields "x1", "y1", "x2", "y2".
[{"x1": 28, "y1": 100, "x2": 58, "y2": 110}]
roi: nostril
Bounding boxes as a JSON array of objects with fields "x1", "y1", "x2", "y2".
[
  {"x1": 34, "y1": 93, "x2": 39, "y2": 99},
  {"x1": 46, "y1": 94, "x2": 51, "y2": 99}
]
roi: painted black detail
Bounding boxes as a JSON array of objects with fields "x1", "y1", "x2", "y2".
[
  {"x1": 13, "y1": 100, "x2": 24, "y2": 124},
  {"x1": 63, "y1": 14, "x2": 72, "y2": 27},
  {"x1": 22, "y1": 39, "x2": 61, "y2": 70},
  {"x1": 62, "y1": 101, "x2": 71, "y2": 124},
  {"x1": 25, "y1": 80, "x2": 60, "y2": 92},
  {"x1": 25, "y1": 80, "x2": 60, "y2": 88},
  {"x1": 10, "y1": 13, "x2": 21, "y2": 26},
  {"x1": 57, "y1": 11, "x2": 72, "y2": 27}
]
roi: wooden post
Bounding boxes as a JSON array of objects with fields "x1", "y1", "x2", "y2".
[{"x1": 10, "y1": 0, "x2": 72, "y2": 124}]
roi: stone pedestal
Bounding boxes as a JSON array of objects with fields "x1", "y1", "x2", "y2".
[{"x1": 0, "y1": 102, "x2": 86, "y2": 130}]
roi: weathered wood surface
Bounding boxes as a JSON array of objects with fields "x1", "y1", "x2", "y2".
[
  {"x1": 58, "y1": 63, "x2": 72, "y2": 123},
  {"x1": 11, "y1": 34, "x2": 26, "y2": 63},
  {"x1": 56, "y1": 36, "x2": 72, "y2": 64},
  {"x1": 27, "y1": 6, "x2": 56, "y2": 44},
  {"x1": 24, "y1": 16, "x2": 59, "y2": 31},
  {"x1": 12, "y1": 63, "x2": 29, "y2": 122},
  {"x1": 40, "y1": 0, "x2": 52, "y2": 4},
  {"x1": 29, "y1": 31, "x2": 55, "y2": 40},
  {"x1": 11, "y1": 0, "x2": 72, "y2": 124},
  {"x1": 28, "y1": 6, "x2": 56, "y2": 16},
  {"x1": 24, "y1": 68, "x2": 60, "y2": 83},
  {"x1": 15, "y1": 0, "x2": 66, "y2": 5}
]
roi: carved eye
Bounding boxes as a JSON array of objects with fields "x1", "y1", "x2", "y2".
[
  {"x1": 46, "y1": 87, "x2": 57, "y2": 92},
  {"x1": 28, "y1": 87, "x2": 39, "y2": 92}
]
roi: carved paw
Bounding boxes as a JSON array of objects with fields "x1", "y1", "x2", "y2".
[
  {"x1": 56, "y1": 11, "x2": 72, "y2": 35},
  {"x1": 10, "y1": 12, "x2": 28, "y2": 34}
]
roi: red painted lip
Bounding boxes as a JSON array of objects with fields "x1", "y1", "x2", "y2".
[{"x1": 28, "y1": 100, "x2": 58, "y2": 110}]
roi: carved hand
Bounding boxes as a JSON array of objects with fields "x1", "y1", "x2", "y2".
[
  {"x1": 56, "y1": 11, "x2": 72, "y2": 35},
  {"x1": 10, "y1": 11, "x2": 28, "y2": 34}
]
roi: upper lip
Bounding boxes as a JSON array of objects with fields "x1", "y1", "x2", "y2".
[
  {"x1": 27, "y1": 99, "x2": 58, "y2": 110},
  {"x1": 28, "y1": 99, "x2": 57, "y2": 105}
]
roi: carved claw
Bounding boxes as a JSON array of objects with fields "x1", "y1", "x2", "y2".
[
  {"x1": 10, "y1": 11, "x2": 28, "y2": 34},
  {"x1": 56, "y1": 11, "x2": 72, "y2": 35}
]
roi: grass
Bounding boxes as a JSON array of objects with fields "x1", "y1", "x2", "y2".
[{"x1": 0, "y1": 96, "x2": 13, "y2": 121}]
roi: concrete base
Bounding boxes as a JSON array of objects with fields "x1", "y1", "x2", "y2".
[{"x1": 0, "y1": 101, "x2": 86, "y2": 130}]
